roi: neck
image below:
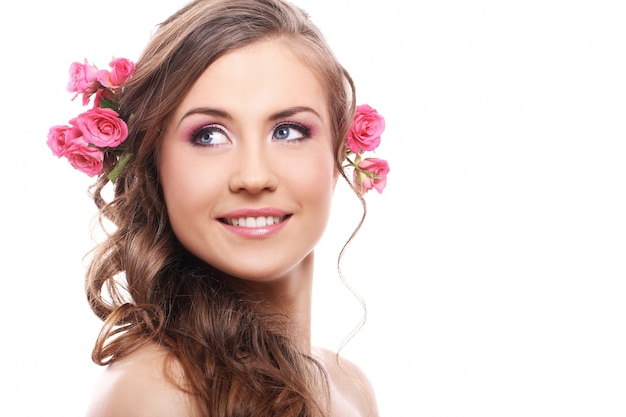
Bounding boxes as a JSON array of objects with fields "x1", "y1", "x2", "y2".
[{"x1": 236, "y1": 252, "x2": 315, "y2": 354}]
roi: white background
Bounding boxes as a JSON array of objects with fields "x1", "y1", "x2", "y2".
[{"x1": 1, "y1": 0, "x2": 625, "y2": 416}]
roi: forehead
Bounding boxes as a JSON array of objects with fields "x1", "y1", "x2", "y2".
[{"x1": 173, "y1": 39, "x2": 329, "y2": 122}]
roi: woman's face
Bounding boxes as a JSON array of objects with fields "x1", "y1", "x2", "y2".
[{"x1": 160, "y1": 39, "x2": 336, "y2": 282}]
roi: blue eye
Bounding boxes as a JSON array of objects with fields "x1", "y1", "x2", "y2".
[
  {"x1": 191, "y1": 126, "x2": 230, "y2": 146},
  {"x1": 272, "y1": 123, "x2": 310, "y2": 141}
]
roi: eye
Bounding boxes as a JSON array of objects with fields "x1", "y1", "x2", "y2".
[
  {"x1": 272, "y1": 123, "x2": 310, "y2": 142},
  {"x1": 191, "y1": 125, "x2": 230, "y2": 146}
]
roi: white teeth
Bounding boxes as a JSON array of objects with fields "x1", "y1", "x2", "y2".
[{"x1": 226, "y1": 216, "x2": 282, "y2": 227}]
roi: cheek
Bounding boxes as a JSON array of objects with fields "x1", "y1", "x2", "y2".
[
  {"x1": 289, "y1": 149, "x2": 336, "y2": 209},
  {"x1": 160, "y1": 147, "x2": 188, "y2": 210},
  {"x1": 159, "y1": 145, "x2": 222, "y2": 228}
]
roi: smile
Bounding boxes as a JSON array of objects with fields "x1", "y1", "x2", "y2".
[{"x1": 220, "y1": 215, "x2": 290, "y2": 228}]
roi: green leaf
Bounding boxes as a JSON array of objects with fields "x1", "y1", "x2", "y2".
[{"x1": 107, "y1": 152, "x2": 133, "y2": 183}]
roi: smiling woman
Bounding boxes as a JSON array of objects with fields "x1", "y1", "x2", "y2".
[
  {"x1": 160, "y1": 41, "x2": 336, "y2": 282},
  {"x1": 45, "y1": 0, "x2": 388, "y2": 416}
]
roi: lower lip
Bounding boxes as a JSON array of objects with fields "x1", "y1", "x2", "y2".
[{"x1": 219, "y1": 217, "x2": 290, "y2": 238}]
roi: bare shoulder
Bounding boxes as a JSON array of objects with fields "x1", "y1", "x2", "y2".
[
  {"x1": 313, "y1": 347, "x2": 380, "y2": 417},
  {"x1": 85, "y1": 343, "x2": 194, "y2": 417}
]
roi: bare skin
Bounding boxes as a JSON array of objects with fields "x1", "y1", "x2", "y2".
[
  {"x1": 85, "y1": 254, "x2": 378, "y2": 416},
  {"x1": 86, "y1": 343, "x2": 379, "y2": 417},
  {"x1": 86, "y1": 344, "x2": 191, "y2": 417}
]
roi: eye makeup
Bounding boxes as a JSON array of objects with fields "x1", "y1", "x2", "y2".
[{"x1": 176, "y1": 106, "x2": 321, "y2": 148}]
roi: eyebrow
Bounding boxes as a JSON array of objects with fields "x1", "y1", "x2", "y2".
[
  {"x1": 178, "y1": 106, "x2": 322, "y2": 127},
  {"x1": 268, "y1": 106, "x2": 322, "y2": 122}
]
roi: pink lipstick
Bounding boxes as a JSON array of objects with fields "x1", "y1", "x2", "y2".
[{"x1": 218, "y1": 208, "x2": 291, "y2": 238}]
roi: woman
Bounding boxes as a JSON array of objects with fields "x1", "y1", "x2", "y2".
[{"x1": 48, "y1": 0, "x2": 388, "y2": 415}]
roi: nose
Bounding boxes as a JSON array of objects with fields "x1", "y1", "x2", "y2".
[{"x1": 228, "y1": 142, "x2": 278, "y2": 194}]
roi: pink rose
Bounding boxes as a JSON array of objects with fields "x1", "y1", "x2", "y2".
[
  {"x1": 64, "y1": 138, "x2": 104, "y2": 177},
  {"x1": 96, "y1": 58, "x2": 135, "y2": 89},
  {"x1": 67, "y1": 59, "x2": 99, "y2": 105},
  {"x1": 71, "y1": 108, "x2": 128, "y2": 148},
  {"x1": 354, "y1": 158, "x2": 390, "y2": 194},
  {"x1": 347, "y1": 104, "x2": 386, "y2": 154},
  {"x1": 47, "y1": 125, "x2": 82, "y2": 157}
]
